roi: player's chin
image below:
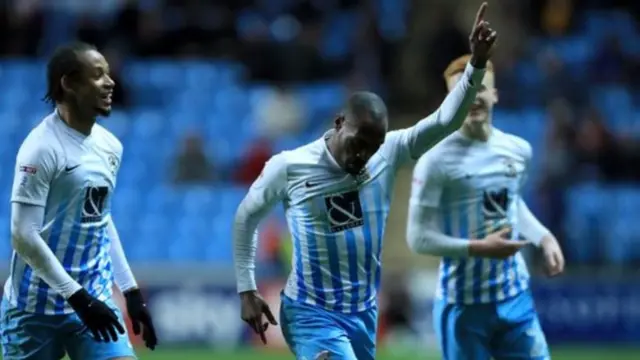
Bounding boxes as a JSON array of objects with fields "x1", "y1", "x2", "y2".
[
  {"x1": 467, "y1": 112, "x2": 488, "y2": 123},
  {"x1": 96, "y1": 105, "x2": 112, "y2": 117}
]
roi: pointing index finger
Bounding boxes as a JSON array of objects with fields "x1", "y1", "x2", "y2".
[{"x1": 474, "y1": 2, "x2": 488, "y2": 26}]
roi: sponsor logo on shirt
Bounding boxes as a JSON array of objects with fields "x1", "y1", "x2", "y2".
[
  {"x1": 324, "y1": 190, "x2": 364, "y2": 232},
  {"x1": 19, "y1": 165, "x2": 37, "y2": 174}
]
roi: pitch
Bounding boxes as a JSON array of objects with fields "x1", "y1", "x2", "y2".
[{"x1": 60, "y1": 346, "x2": 638, "y2": 360}]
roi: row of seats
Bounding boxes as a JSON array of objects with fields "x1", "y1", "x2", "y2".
[
  {"x1": 564, "y1": 184, "x2": 640, "y2": 263},
  {"x1": 0, "y1": 8, "x2": 637, "y2": 262}
]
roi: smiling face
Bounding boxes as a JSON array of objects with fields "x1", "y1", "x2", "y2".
[
  {"x1": 64, "y1": 49, "x2": 115, "y2": 117},
  {"x1": 446, "y1": 69, "x2": 498, "y2": 127}
]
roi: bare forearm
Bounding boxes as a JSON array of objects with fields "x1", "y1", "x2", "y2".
[{"x1": 11, "y1": 203, "x2": 81, "y2": 298}]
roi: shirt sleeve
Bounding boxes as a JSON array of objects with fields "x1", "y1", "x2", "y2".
[
  {"x1": 11, "y1": 143, "x2": 57, "y2": 207},
  {"x1": 516, "y1": 198, "x2": 550, "y2": 247},
  {"x1": 406, "y1": 153, "x2": 470, "y2": 257},
  {"x1": 406, "y1": 205, "x2": 470, "y2": 258},
  {"x1": 409, "y1": 152, "x2": 445, "y2": 208},
  {"x1": 233, "y1": 153, "x2": 289, "y2": 293},
  {"x1": 107, "y1": 217, "x2": 138, "y2": 292},
  {"x1": 385, "y1": 63, "x2": 485, "y2": 165},
  {"x1": 11, "y1": 203, "x2": 82, "y2": 299}
]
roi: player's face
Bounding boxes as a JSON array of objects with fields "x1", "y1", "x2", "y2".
[
  {"x1": 73, "y1": 50, "x2": 115, "y2": 117},
  {"x1": 334, "y1": 116, "x2": 386, "y2": 175},
  {"x1": 448, "y1": 71, "x2": 497, "y2": 125}
]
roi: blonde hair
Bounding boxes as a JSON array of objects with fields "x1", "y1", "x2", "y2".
[{"x1": 443, "y1": 54, "x2": 494, "y2": 83}]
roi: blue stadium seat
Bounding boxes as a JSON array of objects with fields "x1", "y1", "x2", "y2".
[
  {"x1": 563, "y1": 184, "x2": 604, "y2": 262},
  {"x1": 322, "y1": 11, "x2": 359, "y2": 60}
]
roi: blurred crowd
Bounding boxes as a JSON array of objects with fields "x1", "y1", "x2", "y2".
[{"x1": 1, "y1": 0, "x2": 639, "y2": 260}]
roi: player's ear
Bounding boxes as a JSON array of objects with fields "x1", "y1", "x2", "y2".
[
  {"x1": 60, "y1": 75, "x2": 76, "y2": 96},
  {"x1": 334, "y1": 114, "x2": 345, "y2": 130}
]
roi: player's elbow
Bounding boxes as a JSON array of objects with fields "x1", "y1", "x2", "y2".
[
  {"x1": 233, "y1": 201, "x2": 252, "y2": 230},
  {"x1": 10, "y1": 221, "x2": 32, "y2": 255},
  {"x1": 406, "y1": 222, "x2": 436, "y2": 255},
  {"x1": 407, "y1": 233, "x2": 437, "y2": 256}
]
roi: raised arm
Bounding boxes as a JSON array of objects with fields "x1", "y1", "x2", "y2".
[
  {"x1": 399, "y1": 63, "x2": 485, "y2": 160},
  {"x1": 234, "y1": 154, "x2": 288, "y2": 293},
  {"x1": 387, "y1": 2, "x2": 498, "y2": 163},
  {"x1": 11, "y1": 145, "x2": 82, "y2": 299}
]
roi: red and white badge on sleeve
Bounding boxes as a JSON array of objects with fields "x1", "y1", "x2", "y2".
[{"x1": 19, "y1": 165, "x2": 37, "y2": 175}]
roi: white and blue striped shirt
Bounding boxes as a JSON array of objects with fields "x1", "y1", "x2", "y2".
[
  {"x1": 5, "y1": 112, "x2": 122, "y2": 315},
  {"x1": 411, "y1": 129, "x2": 533, "y2": 304},
  {"x1": 234, "y1": 63, "x2": 485, "y2": 313}
]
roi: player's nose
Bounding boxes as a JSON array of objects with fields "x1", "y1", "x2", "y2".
[{"x1": 104, "y1": 75, "x2": 116, "y2": 89}]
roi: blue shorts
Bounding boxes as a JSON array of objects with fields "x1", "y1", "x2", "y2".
[
  {"x1": 434, "y1": 290, "x2": 549, "y2": 360},
  {"x1": 0, "y1": 297, "x2": 136, "y2": 360},
  {"x1": 280, "y1": 293, "x2": 378, "y2": 360}
]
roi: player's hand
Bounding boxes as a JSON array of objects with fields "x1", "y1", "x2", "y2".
[
  {"x1": 540, "y1": 236, "x2": 565, "y2": 277},
  {"x1": 239, "y1": 290, "x2": 278, "y2": 345},
  {"x1": 67, "y1": 288, "x2": 126, "y2": 342},
  {"x1": 468, "y1": 2, "x2": 498, "y2": 68},
  {"x1": 470, "y1": 228, "x2": 531, "y2": 259},
  {"x1": 125, "y1": 288, "x2": 158, "y2": 350}
]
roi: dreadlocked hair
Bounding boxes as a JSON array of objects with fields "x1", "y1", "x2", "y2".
[{"x1": 43, "y1": 42, "x2": 96, "y2": 105}]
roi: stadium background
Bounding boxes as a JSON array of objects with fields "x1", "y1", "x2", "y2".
[{"x1": 0, "y1": 0, "x2": 639, "y2": 359}]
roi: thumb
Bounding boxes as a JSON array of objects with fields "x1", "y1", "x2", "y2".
[
  {"x1": 513, "y1": 239, "x2": 532, "y2": 247},
  {"x1": 497, "y1": 227, "x2": 512, "y2": 238},
  {"x1": 546, "y1": 250, "x2": 559, "y2": 269}
]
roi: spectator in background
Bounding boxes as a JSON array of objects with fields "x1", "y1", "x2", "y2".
[
  {"x1": 233, "y1": 137, "x2": 272, "y2": 185},
  {"x1": 0, "y1": 0, "x2": 43, "y2": 56},
  {"x1": 256, "y1": 83, "x2": 304, "y2": 139},
  {"x1": 173, "y1": 133, "x2": 214, "y2": 184},
  {"x1": 540, "y1": 0, "x2": 573, "y2": 36},
  {"x1": 572, "y1": 108, "x2": 640, "y2": 182},
  {"x1": 539, "y1": 97, "x2": 575, "y2": 241},
  {"x1": 538, "y1": 49, "x2": 586, "y2": 107},
  {"x1": 591, "y1": 34, "x2": 632, "y2": 85}
]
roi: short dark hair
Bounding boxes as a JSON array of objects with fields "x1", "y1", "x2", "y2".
[
  {"x1": 345, "y1": 91, "x2": 388, "y2": 126},
  {"x1": 43, "y1": 42, "x2": 96, "y2": 105}
]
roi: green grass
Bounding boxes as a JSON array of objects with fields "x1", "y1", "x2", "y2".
[{"x1": 129, "y1": 346, "x2": 640, "y2": 360}]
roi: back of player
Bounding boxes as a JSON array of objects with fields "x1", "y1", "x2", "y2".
[{"x1": 407, "y1": 55, "x2": 563, "y2": 360}]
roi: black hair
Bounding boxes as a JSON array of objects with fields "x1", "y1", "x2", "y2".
[
  {"x1": 345, "y1": 91, "x2": 388, "y2": 127},
  {"x1": 43, "y1": 42, "x2": 96, "y2": 105}
]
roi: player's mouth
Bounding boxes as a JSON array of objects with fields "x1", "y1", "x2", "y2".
[
  {"x1": 470, "y1": 102, "x2": 486, "y2": 115},
  {"x1": 99, "y1": 92, "x2": 112, "y2": 106}
]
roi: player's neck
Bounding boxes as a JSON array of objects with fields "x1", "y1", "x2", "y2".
[
  {"x1": 56, "y1": 103, "x2": 95, "y2": 136},
  {"x1": 325, "y1": 131, "x2": 347, "y2": 170},
  {"x1": 460, "y1": 122, "x2": 492, "y2": 142}
]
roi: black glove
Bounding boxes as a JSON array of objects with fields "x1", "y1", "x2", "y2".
[
  {"x1": 68, "y1": 288, "x2": 126, "y2": 342},
  {"x1": 124, "y1": 288, "x2": 158, "y2": 350}
]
